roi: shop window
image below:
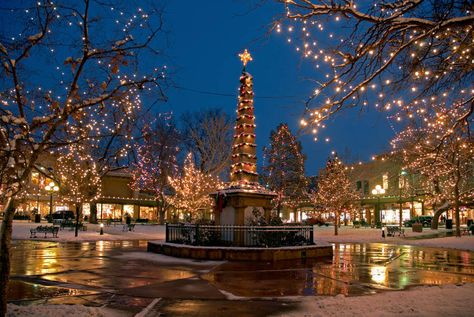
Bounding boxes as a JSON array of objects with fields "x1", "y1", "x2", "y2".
[
  {"x1": 383, "y1": 173, "x2": 389, "y2": 190},
  {"x1": 31, "y1": 172, "x2": 40, "y2": 185},
  {"x1": 363, "y1": 180, "x2": 369, "y2": 195},
  {"x1": 139, "y1": 206, "x2": 156, "y2": 220}
]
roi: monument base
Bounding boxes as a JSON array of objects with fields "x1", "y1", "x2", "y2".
[{"x1": 213, "y1": 185, "x2": 276, "y2": 226}]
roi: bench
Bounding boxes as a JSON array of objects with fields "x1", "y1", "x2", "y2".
[
  {"x1": 386, "y1": 226, "x2": 405, "y2": 237},
  {"x1": 30, "y1": 226, "x2": 59, "y2": 238},
  {"x1": 122, "y1": 224, "x2": 136, "y2": 232}
]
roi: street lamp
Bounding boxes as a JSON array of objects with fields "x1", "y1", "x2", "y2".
[
  {"x1": 399, "y1": 170, "x2": 408, "y2": 230},
  {"x1": 372, "y1": 185, "x2": 385, "y2": 227},
  {"x1": 45, "y1": 181, "x2": 59, "y2": 220}
]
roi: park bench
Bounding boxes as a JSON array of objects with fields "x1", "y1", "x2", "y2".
[
  {"x1": 386, "y1": 226, "x2": 405, "y2": 237},
  {"x1": 30, "y1": 226, "x2": 59, "y2": 238},
  {"x1": 122, "y1": 223, "x2": 136, "y2": 232}
]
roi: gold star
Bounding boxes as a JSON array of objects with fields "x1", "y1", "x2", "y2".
[{"x1": 239, "y1": 49, "x2": 252, "y2": 67}]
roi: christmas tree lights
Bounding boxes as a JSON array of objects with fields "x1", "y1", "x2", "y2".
[
  {"x1": 230, "y1": 50, "x2": 259, "y2": 186},
  {"x1": 263, "y1": 123, "x2": 308, "y2": 212},
  {"x1": 311, "y1": 154, "x2": 358, "y2": 236},
  {"x1": 167, "y1": 153, "x2": 223, "y2": 219}
]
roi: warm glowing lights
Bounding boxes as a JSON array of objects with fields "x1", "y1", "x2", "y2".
[{"x1": 239, "y1": 49, "x2": 253, "y2": 67}]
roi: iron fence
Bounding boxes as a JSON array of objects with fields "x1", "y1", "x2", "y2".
[{"x1": 165, "y1": 223, "x2": 314, "y2": 247}]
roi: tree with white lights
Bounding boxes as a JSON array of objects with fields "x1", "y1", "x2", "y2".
[
  {"x1": 0, "y1": 1, "x2": 167, "y2": 313},
  {"x1": 263, "y1": 123, "x2": 308, "y2": 214},
  {"x1": 56, "y1": 143, "x2": 102, "y2": 237},
  {"x1": 312, "y1": 155, "x2": 358, "y2": 235},
  {"x1": 167, "y1": 153, "x2": 222, "y2": 221},
  {"x1": 131, "y1": 115, "x2": 180, "y2": 224},
  {"x1": 392, "y1": 103, "x2": 474, "y2": 237}
]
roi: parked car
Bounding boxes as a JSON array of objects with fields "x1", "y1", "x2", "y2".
[
  {"x1": 46, "y1": 210, "x2": 75, "y2": 223},
  {"x1": 403, "y1": 216, "x2": 433, "y2": 227}
]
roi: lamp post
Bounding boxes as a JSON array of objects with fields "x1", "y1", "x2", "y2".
[
  {"x1": 372, "y1": 185, "x2": 385, "y2": 227},
  {"x1": 45, "y1": 181, "x2": 59, "y2": 221},
  {"x1": 399, "y1": 170, "x2": 408, "y2": 230}
]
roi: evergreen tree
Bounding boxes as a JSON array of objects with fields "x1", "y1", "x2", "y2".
[
  {"x1": 263, "y1": 123, "x2": 308, "y2": 214},
  {"x1": 313, "y1": 155, "x2": 358, "y2": 235}
]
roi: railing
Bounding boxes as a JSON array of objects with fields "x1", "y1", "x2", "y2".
[{"x1": 165, "y1": 224, "x2": 314, "y2": 247}]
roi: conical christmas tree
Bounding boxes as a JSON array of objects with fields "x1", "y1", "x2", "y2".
[{"x1": 230, "y1": 49, "x2": 258, "y2": 186}]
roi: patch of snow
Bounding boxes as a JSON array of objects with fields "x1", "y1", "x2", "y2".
[
  {"x1": 6, "y1": 304, "x2": 127, "y2": 317},
  {"x1": 314, "y1": 226, "x2": 474, "y2": 251},
  {"x1": 12, "y1": 221, "x2": 165, "y2": 242},
  {"x1": 115, "y1": 251, "x2": 225, "y2": 267},
  {"x1": 27, "y1": 32, "x2": 43, "y2": 42},
  {"x1": 271, "y1": 283, "x2": 474, "y2": 317}
]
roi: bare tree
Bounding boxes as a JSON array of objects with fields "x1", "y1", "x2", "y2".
[
  {"x1": 392, "y1": 103, "x2": 474, "y2": 236},
  {"x1": 0, "y1": 1, "x2": 167, "y2": 314},
  {"x1": 181, "y1": 109, "x2": 233, "y2": 178},
  {"x1": 277, "y1": 0, "x2": 473, "y2": 139},
  {"x1": 130, "y1": 114, "x2": 180, "y2": 224}
]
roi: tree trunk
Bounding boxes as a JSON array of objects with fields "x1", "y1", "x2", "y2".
[
  {"x1": 334, "y1": 210, "x2": 339, "y2": 236},
  {"x1": 0, "y1": 197, "x2": 14, "y2": 316},
  {"x1": 454, "y1": 160, "x2": 462, "y2": 237},
  {"x1": 74, "y1": 204, "x2": 81, "y2": 237},
  {"x1": 431, "y1": 201, "x2": 450, "y2": 230},
  {"x1": 89, "y1": 203, "x2": 97, "y2": 224}
]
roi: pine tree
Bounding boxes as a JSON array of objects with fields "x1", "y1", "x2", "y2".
[
  {"x1": 313, "y1": 155, "x2": 358, "y2": 235},
  {"x1": 167, "y1": 153, "x2": 222, "y2": 221},
  {"x1": 263, "y1": 123, "x2": 308, "y2": 214},
  {"x1": 131, "y1": 115, "x2": 180, "y2": 224}
]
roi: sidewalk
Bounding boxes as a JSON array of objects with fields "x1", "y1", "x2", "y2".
[
  {"x1": 12, "y1": 220, "x2": 165, "y2": 242},
  {"x1": 314, "y1": 225, "x2": 474, "y2": 251}
]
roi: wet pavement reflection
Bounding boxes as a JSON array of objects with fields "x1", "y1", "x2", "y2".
[
  {"x1": 8, "y1": 240, "x2": 474, "y2": 315},
  {"x1": 207, "y1": 243, "x2": 474, "y2": 297}
]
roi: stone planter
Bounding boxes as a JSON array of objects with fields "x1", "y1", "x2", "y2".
[{"x1": 412, "y1": 223, "x2": 423, "y2": 232}]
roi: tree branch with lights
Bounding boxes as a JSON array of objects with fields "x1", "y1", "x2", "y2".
[
  {"x1": 277, "y1": 0, "x2": 473, "y2": 143},
  {"x1": 391, "y1": 103, "x2": 473, "y2": 236}
]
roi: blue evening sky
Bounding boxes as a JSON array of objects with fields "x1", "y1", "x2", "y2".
[{"x1": 158, "y1": 1, "x2": 394, "y2": 175}]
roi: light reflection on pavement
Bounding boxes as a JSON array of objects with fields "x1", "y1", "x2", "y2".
[{"x1": 8, "y1": 240, "x2": 474, "y2": 316}]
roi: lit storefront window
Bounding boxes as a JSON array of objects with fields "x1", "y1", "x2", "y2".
[
  {"x1": 381, "y1": 209, "x2": 410, "y2": 224},
  {"x1": 31, "y1": 172, "x2": 40, "y2": 185},
  {"x1": 139, "y1": 206, "x2": 156, "y2": 220},
  {"x1": 124, "y1": 205, "x2": 134, "y2": 218},
  {"x1": 98, "y1": 203, "x2": 123, "y2": 220},
  {"x1": 82, "y1": 203, "x2": 90, "y2": 216}
]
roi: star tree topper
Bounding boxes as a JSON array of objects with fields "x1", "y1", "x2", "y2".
[{"x1": 239, "y1": 49, "x2": 252, "y2": 67}]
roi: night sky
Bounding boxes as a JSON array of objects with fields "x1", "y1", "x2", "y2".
[{"x1": 160, "y1": 1, "x2": 394, "y2": 175}]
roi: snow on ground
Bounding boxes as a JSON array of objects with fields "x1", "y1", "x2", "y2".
[
  {"x1": 271, "y1": 283, "x2": 474, "y2": 317},
  {"x1": 12, "y1": 221, "x2": 474, "y2": 251},
  {"x1": 314, "y1": 225, "x2": 474, "y2": 251},
  {"x1": 6, "y1": 304, "x2": 129, "y2": 317},
  {"x1": 116, "y1": 251, "x2": 225, "y2": 267},
  {"x1": 7, "y1": 284, "x2": 474, "y2": 316},
  {"x1": 12, "y1": 220, "x2": 165, "y2": 242}
]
